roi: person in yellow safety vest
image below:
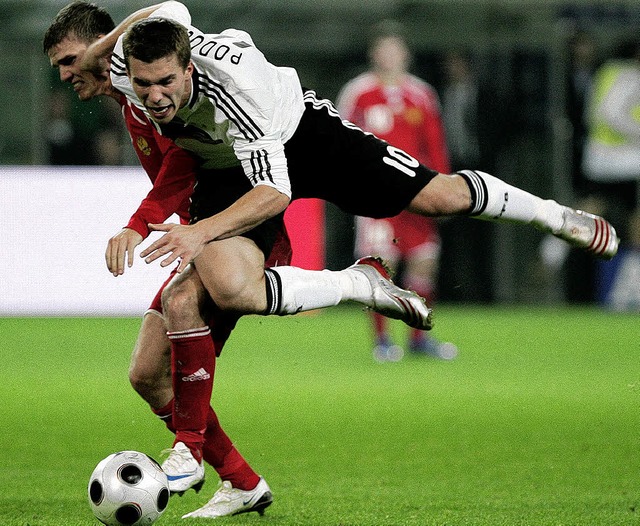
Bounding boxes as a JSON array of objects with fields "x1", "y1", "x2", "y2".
[{"x1": 582, "y1": 39, "x2": 640, "y2": 241}]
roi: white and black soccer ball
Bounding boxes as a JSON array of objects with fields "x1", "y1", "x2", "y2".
[{"x1": 88, "y1": 451, "x2": 170, "y2": 526}]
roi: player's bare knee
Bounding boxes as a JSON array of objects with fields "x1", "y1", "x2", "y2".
[{"x1": 161, "y1": 279, "x2": 200, "y2": 323}]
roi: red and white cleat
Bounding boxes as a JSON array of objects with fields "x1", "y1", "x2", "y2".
[
  {"x1": 349, "y1": 256, "x2": 433, "y2": 331},
  {"x1": 554, "y1": 208, "x2": 619, "y2": 260}
]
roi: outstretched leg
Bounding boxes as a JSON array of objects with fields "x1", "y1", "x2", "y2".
[
  {"x1": 194, "y1": 237, "x2": 432, "y2": 329},
  {"x1": 408, "y1": 170, "x2": 619, "y2": 259}
]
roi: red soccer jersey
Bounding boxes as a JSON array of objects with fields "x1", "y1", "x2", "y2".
[
  {"x1": 337, "y1": 71, "x2": 450, "y2": 174},
  {"x1": 119, "y1": 95, "x2": 197, "y2": 238}
]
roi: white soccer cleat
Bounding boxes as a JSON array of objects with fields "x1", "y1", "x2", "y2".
[
  {"x1": 553, "y1": 207, "x2": 619, "y2": 260},
  {"x1": 182, "y1": 477, "x2": 273, "y2": 519},
  {"x1": 160, "y1": 442, "x2": 205, "y2": 495},
  {"x1": 350, "y1": 256, "x2": 433, "y2": 330}
]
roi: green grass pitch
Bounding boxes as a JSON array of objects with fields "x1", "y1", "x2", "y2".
[{"x1": 1, "y1": 305, "x2": 638, "y2": 525}]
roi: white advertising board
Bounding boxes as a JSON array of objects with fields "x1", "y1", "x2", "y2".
[{"x1": 0, "y1": 166, "x2": 179, "y2": 316}]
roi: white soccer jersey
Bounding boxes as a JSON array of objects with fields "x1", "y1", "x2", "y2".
[{"x1": 111, "y1": 1, "x2": 305, "y2": 198}]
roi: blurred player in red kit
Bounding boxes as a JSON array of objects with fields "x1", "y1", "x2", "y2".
[{"x1": 337, "y1": 21, "x2": 457, "y2": 361}]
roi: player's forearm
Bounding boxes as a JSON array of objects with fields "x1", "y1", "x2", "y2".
[
  {"x1": 196, "y1": 186, "x2": 290, "y2": 242},
  {"x1": 84, "y1": 3, "x2": 168, "y2": 69}
]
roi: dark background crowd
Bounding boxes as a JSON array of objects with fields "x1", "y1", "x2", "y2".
[{"x1": 2, "y1": 0, "x2": 639, "y2": 307}]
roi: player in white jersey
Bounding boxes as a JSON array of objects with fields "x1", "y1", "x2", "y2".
[
  {"x1": 82, "y1": 4, "x2": 436, "y2": 518},
  {"x1": 81, "y1": 1, "x2": 620, "y2": 517},
  {"x1": 83, "y1": 1, "x2": 619, "y2": 268}
]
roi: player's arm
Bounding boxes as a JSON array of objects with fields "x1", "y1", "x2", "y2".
[
  {"x1": 125, "y1": 129, "x2": 196, "y2": 237},
  {"x1": 107, "y1": 103, "x2": 197, "y2": 276},
  {"x1": 193, "y1": 185, "x2": 290, "y2": 241},
  {"x1": 107, "y1": 146, "x2": 197, "y2": 276},
  {"x1": 141, "y1": 185, "x2": 290, "y2": 273},
  {"x1": 82, "y1": 1, "x2": 189, "y2": 75}
]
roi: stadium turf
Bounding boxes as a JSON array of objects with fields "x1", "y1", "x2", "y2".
[{"x1": 1, "y1": 305, "x2": 638, "y2": 525}]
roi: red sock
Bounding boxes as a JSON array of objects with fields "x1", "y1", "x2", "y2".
[
  {"x1": 154, "y1": 399, "x2": 259, "y2": 490},
  {"x1": 168, "y1": 327, "x2": 216, "y2": 464},
  {"x1": 202, "y1": 407, "x2": 260, "y2": 490},
  {"x1": 216, "y1": 448, "x2": 260, "y2": 490},
  {"x1": 371, "y1": 311, "x2": 387, "y2": 341}
]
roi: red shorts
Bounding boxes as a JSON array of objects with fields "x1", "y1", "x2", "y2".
[{"x1": 354, "y1": 211, "x2": 440, "y2": 263}]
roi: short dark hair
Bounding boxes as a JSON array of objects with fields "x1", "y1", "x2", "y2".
[
  {"x1": 43, "y1": 1, "x2": 114, "y2": 54},
  {"x1": 123, "y1": 18, "x2": 191, "y2": 70},
  {"x1": 368, "y1": 19, "x2": 408, "y2": 49}
]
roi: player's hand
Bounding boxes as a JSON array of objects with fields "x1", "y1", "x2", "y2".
[
  {"x1": 106, "y1": 228, "x2": 144, "y2": 277},
  {"x1": 140, "y1": 223, "x2": 209, "y2": 273}
]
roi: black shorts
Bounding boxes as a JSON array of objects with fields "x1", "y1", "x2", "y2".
[
  {"x1": 189, "y1": 89, "x2": 437, "y2": 254},
  {"x1": 284, "y1": 90, "x2": 438, "y2": 218},
  {"x1": 189, "y1": 166, "x2": 284, "y2": 258}
]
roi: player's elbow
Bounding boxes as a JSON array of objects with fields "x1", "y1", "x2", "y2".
[
  {"x1": 273, "y1": 190, "x2": 290, "y2": 215},
  {"x1": 255, "y1": 184, "x2": 290, "y2": 217}
]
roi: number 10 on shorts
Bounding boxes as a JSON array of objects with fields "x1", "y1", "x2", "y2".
[{"x1": 383, "y1": 146, "x2": 419, "y2": 177}]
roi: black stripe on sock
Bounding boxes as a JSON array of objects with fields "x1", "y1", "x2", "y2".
[
  {"x1": 457, "y1": 170, "x2": 488, "y2": 216},
  {"x1": 264, "y1": 269, "x2": 282, "y2": 315}
]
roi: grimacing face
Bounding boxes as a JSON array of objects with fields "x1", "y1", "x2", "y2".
[
  {"x1": 127, "y1": 54, "x2": 193, "y2": 124},
  {"x1": 48, "y1": 36, "x2": 108, "y2": 101}
]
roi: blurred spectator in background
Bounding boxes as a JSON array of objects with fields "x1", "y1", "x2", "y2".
[
  {"x1": 44, "y1": 80, "x2": 127, "y2": 165},
  {"x1": 559, "y1": 30, "x2": 602, "y2": 303},
  {"x1": 45, "y1": 89, "x2": 93, "y2": 164},
  {"x1": 597, "y1": 208, "x2": 640, "y2": 312},
  {"x1": 442, "y1": 50, "x2": 480, "y2": 170},
  {"x1": 337, "y1": 20, "x2": 457, "y2": 362},
  {"x1": 439, "y1": 50, "x2": 494, "y2": 304},
  {"x1": 565, "y1": 37, "x2": 640, "y2": 304}
]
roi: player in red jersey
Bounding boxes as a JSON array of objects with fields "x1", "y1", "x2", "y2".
[
  {"x1": 337, "y1": 21, "x2": 457, "y2": 361},
  {"x1": 44, "y1": 2, "x2": 291, "y2": 514}
]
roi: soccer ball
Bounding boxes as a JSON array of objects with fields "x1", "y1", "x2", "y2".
[{"x1": 88, "y1": 451, "x2": 170, "y2": 526}]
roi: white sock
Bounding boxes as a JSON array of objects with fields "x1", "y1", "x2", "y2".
[
  {"x1": 264, "y1": 267, "x2": 372, "y2": 315},
  {"x1": 458, "y1": 170, "x2": 564, "y2": 232}
]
